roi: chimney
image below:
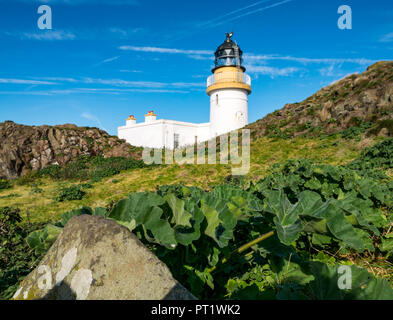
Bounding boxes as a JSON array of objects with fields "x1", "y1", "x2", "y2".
[
  {"x1": 145, "y1": 110, "x2": 157, "y2": 123},
  {"x1": 126, "y1": 115, "x2": 136, "y2": 126}
]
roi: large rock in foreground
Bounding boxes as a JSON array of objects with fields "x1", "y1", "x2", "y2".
[{"x1": 13, "y1": 215, "x2": 195, "y2": 300}]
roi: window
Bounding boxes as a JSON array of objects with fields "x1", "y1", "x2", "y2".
[
  {"x1": 216, "y1": 94, "x2": 219, "y2": 106},
  {"x1": 174, "y1": 133, "x2": 180, "y2": 149}
]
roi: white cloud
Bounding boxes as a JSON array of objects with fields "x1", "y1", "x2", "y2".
[
  {"x1": 0, "y1": 88, "x2": 190, "y2": 95},
  {"x1": 246, "y1": 65, "x2": 299, "y2": 77},
  {"x1": 4, "y1": 76, "x2": 204, "y2": 91},
  {"x1": 204, "y1": 0, "x2": 293, "y2": 28},
  {"x1": 119, "y1": 46, "x2": 213, "y2": 56},
  {"x1": 93, "y1": 56, "x2": 120, "y2": 67},
  {"x1": 81, "y1": 112, "x2": 108, "y2": 131},
  {"x1": 82, "y1": 77, "x2": 204, "y2": 89},
  {"x1": 3, "y1": 0, "x2": 139, "y2": 5},
  {"x1": 0, "y1": 78, "x2": 57, "y2": 85},
  {"x1": 319, "y1": 64, "x2": 340, "y2": 77},
  {"x1": 101, "y1": 56, "x2": 120, "y2": 64},
  {"x1": 197, "y1": 0, "x2": 273, "y2": 28},
  {"x1": 118, "y1": 45, "x2": 376, "y2": 68},
  {"x1": 380, "y1": 32, "x2": 393, "y2": 43},
  {"x1": 20, "y1": 30, "x2": 76, "y2": 41},
  {"x1": 109, "y1": 27, "x2": 144, "y2": 38},
  {"x1": 244, "y1": 54, "x2": 376, "y2": 65},
  {"x1": 119, "y1": 69, "x2": 142, "y2": 73},
  {"x1": 34, "y1": 77, "x2": 78, "y2": 83}
]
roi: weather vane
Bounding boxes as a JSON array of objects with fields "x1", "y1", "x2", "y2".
[{"x1": 226, "y1": 32, "x2": 234, "y2": 41}]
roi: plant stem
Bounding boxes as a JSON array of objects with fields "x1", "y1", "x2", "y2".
[{"x1": 208, "y1": 230, "x2": 275, "y2": 273}]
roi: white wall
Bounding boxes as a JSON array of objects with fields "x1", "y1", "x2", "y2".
[
  {"x1": 118, "y1": 120, "x2": 211, "y2": 149},
  {"x1": 209, "y1": 88, "x2": 249, "y2": 137},
  {"x1": 118, "y1": 121, "x2": 165, "y2": 149}
]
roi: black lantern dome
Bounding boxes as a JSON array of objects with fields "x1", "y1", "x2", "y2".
[{"x1": 213, "y1": 32, "x2": 245, "y2": 72}]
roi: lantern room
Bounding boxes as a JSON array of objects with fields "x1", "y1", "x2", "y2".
[{"x1": 213, "y1": 32, "x2": 245, "y2": 72}]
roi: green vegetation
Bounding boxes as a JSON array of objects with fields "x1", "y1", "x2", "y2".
[
  {"x1": 37, "y1": 155, "x2": 148, "y2": 182},
  {"x1": 22, "y1": 163, "x2": 393, "y2": 299},
  {"x1": 0, "y1": 179, "x2": 11, "y2": 190},
  {"x1": 55, "y1": 185, "x2": 87, "y2": 202},
  {"x1": 0, "y1": 135, "x2": 379, "y2": 223},
  {"x1": 0, "y1": 207, "x2": 45, "y2": 300},
  {"x1": 341, "y1": 120, "x2": 372, "y2": 140},
  {"x1": 348, "y1": 138, "x2": 393, "y2": 171},
  {"x1": 17, "y1": 138, "x2": 393, "y2": 300},
  {"x1": 1, "y1": 134, "x2": 392, "y2": 300},
  {"x1": 368, "y1": 119, "x2": 393, "y2": 137}
]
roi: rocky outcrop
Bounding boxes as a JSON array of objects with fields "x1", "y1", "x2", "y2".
[
  {"x1": 0, "y1": 122, "x2": 141, "y2": 179},
  {"x1": 12, "y1": 215, "x2": 195, "y2": 300},
  {"x1": 247, "y1": 61, "x2": 393, "y2": 138}
]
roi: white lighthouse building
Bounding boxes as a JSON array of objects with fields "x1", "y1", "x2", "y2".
[{"x1": 118, "y1": 33, "x2": 251, "y2": 149}]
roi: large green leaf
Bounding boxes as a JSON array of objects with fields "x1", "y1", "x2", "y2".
[
  {"x1": 108, "y1": 192, "x2": 165, "y2": 224},
  {"x1": 322, "y1": 204, "x2": 365, "y2": 252},
  {"x1": 212, "y1": 185, "x2": 264, "y2": 212},
  {"x1": 141, "y1": 206, "x2": 177, "y2": 249},
  {"x1": 165, "y1": 194, "x2": 192, "y2": 228},
  {"x1": 263, "y1": 189, "x2": 303, "y2": 245},
  {"x1": 201, "y1": 195, "x2": 237, "y2": 248},
  {"x1": 307, "y1": 263, "x2": 393, "y2": 300},
  {"x1": 174, "y1": 198, "x2": 205, "y2": 246},
  {"x1": 275, "y1": 260, "x2": 393, "y2": 300},
  {"x1": 333, "y1": 191, "x2": 383, "y2": 235},
  {"x1": 93, "y1": 207, "x2": 107, "y2": 217},
  {"x1": 26, "y1": 224, "x2": 62, "y2": 255},
  {"x1": 108, "y1": 192, "x2": 176, "y2": 249},
  {"x1": 61, "y1": 206, "x2": 93, "y2": 226}
]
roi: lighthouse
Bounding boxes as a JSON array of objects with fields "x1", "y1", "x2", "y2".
[
  {"x1": 207, "y1": 32, "x2": 251, "y2": 137},
  {"x1": 118, "y1": 32, "x2": 251, "y2": 149}
]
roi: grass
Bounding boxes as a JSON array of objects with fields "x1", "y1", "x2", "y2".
[{"x1": 0, "y1": 133, "x2": 383, "y2": 223}]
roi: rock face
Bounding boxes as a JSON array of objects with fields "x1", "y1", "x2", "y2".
[
  {"x1": 0, "y1": 122, "x2": 141, "y2": 180},
  {"x1": 247, "y1": 61, "x2": 393, "y2": 138},
  {"x1": 12, "y1": 215, "x2": 195, "y2": 300}
]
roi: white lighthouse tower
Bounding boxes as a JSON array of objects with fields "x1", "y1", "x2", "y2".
[
  {"x1": 207, "y1": 32, "x2": 251, "y2": 137},
  {"x1": 118, "y1": 32, "x2": 251, "y2": 149}
]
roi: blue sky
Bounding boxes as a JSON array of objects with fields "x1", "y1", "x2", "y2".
[{"x1": 0, "y1": 0, "x2": 392, "y2": 135}]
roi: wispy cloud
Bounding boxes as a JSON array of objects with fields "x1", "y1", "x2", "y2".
[
  {"x1": 0, "y1": 78, "x2": 57, "y2": 85},
  {"x1": 197, "y1": 0, "x2": 274, "y2": 28},
  {"x1": 167, "y1": 0, "x2": 294, "y2": 42},
  {"x1": 0, "y1": 88, "x2": 190, "y2": 95},
  {"x1": 244, "y1": 54, "x2": 376, "y2": 65},
  {"x1": 81, "y1": 112, "x2": 107, "y2": 131},
  {"x1": 246, "y1": 65, "x2": 300, "y2": 77},
  {"x1": 82, "y1": 77, "x2": 204, "y2": 89},
  {"x1": 318, "y1": 64, "x2": 344, "y2": 77},
  {"x1": 380, "y1": 32, "x2": 393, "y2": 43},
  {"x1": 119, "y1": 69, "x2": 142, "y2": 73},
  {"x1": 119, "y1": 45, "x2": 214, "y2": 61},
  {"x1": 101, "y1": 56, "x2": 120, "y2": 64},
  {"x1": 14, "y1": 30, "x2": 76, "y2": 41},
  {"x1": 204, "y1": 0, "x2": 294, "y2": 28},
  {"x1": 118, "y1": 45, "x2": 375, "y2": 67},
  {"x1": 93, "y1": 56, "x2": 120, "y2": 67},
  {"x1": 109, "y1": 27, "x2": 144, "y2": 38},
  {"x1": 119, "y1": 46, "x2": 213, "y2": 56},
  {"x1": 3, "y1": 0, "x2": 139, "y2": 5},
  {"x1": 15, "y1": 76, "x2": 204, "y2": 90}
]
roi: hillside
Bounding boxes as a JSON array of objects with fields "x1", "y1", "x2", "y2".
[
  {"x1": 0, "y1": 121, "x2": 141, "y2": 180},
  {"x1": 1, "y1": 61, "x2": 393, "y2": 301},
  {"x1": 247, "y1": 61, "x2": 393, "y2": 139}
]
